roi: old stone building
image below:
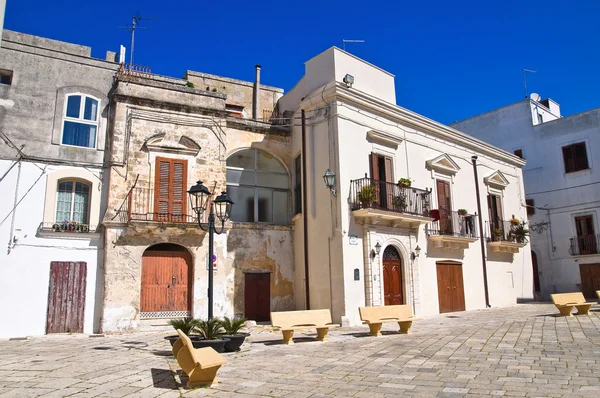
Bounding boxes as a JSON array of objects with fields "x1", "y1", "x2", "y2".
[{"x1": 101, "y1": 65, "x2": 294, "y2": 332}]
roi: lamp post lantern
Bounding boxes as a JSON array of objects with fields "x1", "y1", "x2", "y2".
[{"x1": 187, "y1": 181, "x2": 234, "y2": 320}]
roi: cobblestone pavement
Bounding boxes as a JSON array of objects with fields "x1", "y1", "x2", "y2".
[{"x1": 2, "y1": 304, "x2": 600, "y2": 397}]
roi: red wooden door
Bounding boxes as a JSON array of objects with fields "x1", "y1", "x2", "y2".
[
  {"x1": 436, "y1": 179, "x2": 452, "y2": 234},
  {"x1": 154, "y1": 157, "x2": 188, "y2": 222},
  {"x1": 436, "y1": 261, "x2": 465, "y2": 313},
  {"x1": 140, "y1": 251, "x2": 192, "y2": 313},
  {"x1": 244, "y1": 273, "x2": 270, "y2": 321},
  {"x1": 382, "y1": 246, "x2": 404, "y2": 305},
  {"x1": 579, "y1": 263, "x2": 600, "y2": 299},
  {"x1": 46, "y1": 262, "x2": 87, "y2": 334}
]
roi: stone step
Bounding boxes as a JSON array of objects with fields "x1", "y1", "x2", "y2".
[{"x1": 139, "y1": 319, "x2": 174, "y2": 333}]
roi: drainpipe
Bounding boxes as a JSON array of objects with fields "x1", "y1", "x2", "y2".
[
  {"x1": 472, "y1": 156, "x2": 491, "y2": 308},
  {"x1": 301, "y1": 110, "x2": 310, "y2": 309},
  {"x1": 253, "y1": 65, "x2": 261, "y2": 120}
]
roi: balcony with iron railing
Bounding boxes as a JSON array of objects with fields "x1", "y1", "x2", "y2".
[
  {"x1": 37, "y1": 221, "x2": 100, "y2": 238},
  {"x1": 426, "y1": 210, "x2": 479, "y2": 250},
  {"x1": 114, "y1": 185, "x2": 203, "y2": 226},
  {"x1": 350, "y1": 175, "x2": 433, "y2": 228},
  {"x1": 484, "y1": 218, "x2": 528, "y2": 253},
  {"x1": 569, "y1": 234, "x2": 600, "y2": 256}
]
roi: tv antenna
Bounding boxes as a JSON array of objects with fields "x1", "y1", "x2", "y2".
[
  {"x1": 523, "y1": 69, "x2": 537, "y2": 99},
  {"x1": 342, "y1": 39, "x2": 365, "y2": 51},
  {"x1": 120, "y1": 12, "x2": 161, "y2": 65}
]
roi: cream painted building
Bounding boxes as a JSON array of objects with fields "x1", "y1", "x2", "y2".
[{"x1": 278, "y1": 48, "x2": 533, "y2": 326}]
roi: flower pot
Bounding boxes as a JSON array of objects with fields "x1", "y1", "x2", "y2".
[
  {"x1": 222, "y1": 333, "x2": 250, "y2": 352},
  {"x1": 191, "y1": 338, "x2": 230, "y2": 353},
  {"x1": 164, "y1": 334, "x2": 204, "y2": 347},
  {"x1": 164, "y1": 335, "x2": 179, "y2": 346},
  {"x1": 361, "y1": 201, "x2": 372, "y2": 209}
]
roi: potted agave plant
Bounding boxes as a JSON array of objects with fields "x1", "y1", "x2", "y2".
[
  {"x1": 165, "y1": 317, "x2": 199, "y2": 346},
  {"x1": 221, "y1": 316, "x2": 250, "y2": 352},
  {"x1": 192, "y1": 318, "x2": 230, "y2": 353},
  {"x1": 358, "y1": 185, "x2": 376, "y2": 208}
]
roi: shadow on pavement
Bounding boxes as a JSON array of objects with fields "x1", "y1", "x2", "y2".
[
  {"x1": 151, "y1": 368, "x2": 180, "y2": 389},
  {"x1": 151, "y1": 350, "x2": 173, "y2": 357}
]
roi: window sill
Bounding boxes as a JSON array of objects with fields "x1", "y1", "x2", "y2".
[
  {"x1": 565, "y1": 168, "x2": 591, "y2": 177},
  {"x1": 37, "y1": 223, "x2": 100, "y2": 239}
]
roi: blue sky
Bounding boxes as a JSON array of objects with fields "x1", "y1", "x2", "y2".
[{"x1": 4, "y1": 0, "x2": 600, "y2": 124}]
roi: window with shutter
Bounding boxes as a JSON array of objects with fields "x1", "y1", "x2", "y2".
[
  {"x1": 526, "y1": 199, "x2": 535, "y2": 216},
  {"x1": 154, "y1": 157, "x2": 188, "y2": 222},
  {"x1": 562, "y1": 142, "x2": 589, "y2": 173}
]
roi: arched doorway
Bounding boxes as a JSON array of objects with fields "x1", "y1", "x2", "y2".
[
  {"x1": 383, "y1": 246, "x2": 404, "y2": 305},
  {"x1": 531, "y1": 251, "x2": 541, "y2": 295},
  {"x1": 140, "y1": 243, "x2": 193, "y2": 317}
]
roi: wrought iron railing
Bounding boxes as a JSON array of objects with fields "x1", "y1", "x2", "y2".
[
  {"x1": 427, "y1": 210, "x2": 478, "y2": 238},
  {"x1": 569, "y1": 234, "x2": 600, "y2": 256},
  {"x1": 485, "y1": 218, "x2": 528, "y2": 243},
  {"x1": 349, "y1": 176, "x2": 431, "y2": 217},
  {"x1": 118, "y1": 63, "x2": 153, "y2": 80},
  {"x1": 115, "y1": 186, "x2": 201, "y2": 224}
]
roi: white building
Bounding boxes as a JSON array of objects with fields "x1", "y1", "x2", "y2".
[
  {"x1": 278, "y1": 48, "x2": 533, "y2": 325},
  {"x1": 451, "y1": 95, "x2": 600, "y2": 299},
  {"x1": 0, "y1": 31, "x2": 119, "y2": 338}
]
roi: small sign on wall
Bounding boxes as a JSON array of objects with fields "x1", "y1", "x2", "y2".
[
  {"x1": 354, "y1": 268, "x2": 360, "y2": 281},
  {"x1": 349, "y1": 235, "x2": 358, "y2": 245},
  {"x1": 207, "y1": 254, "x2": 217, "y2": 270}
]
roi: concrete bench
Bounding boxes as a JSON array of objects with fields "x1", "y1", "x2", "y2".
[
  {"x1": 173, "y1": 329, "x2": 227, "y2": 387},
  {"x1": 359, "y1": 305, "x2": 420, "y2": 336},
  {"x1": 550, "y1": 293, "x2": 595, "y2": 316},
  {"x1": 270, "y1": 309, "x2": 339, "y2": 345}
]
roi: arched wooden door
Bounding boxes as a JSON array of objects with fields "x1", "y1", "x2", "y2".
[
  {"x1": 383, "y1": 246, "x2": 404, "y2": 305},
  {"x1": 140, "y1": 244, "x2": 192, "y2": 317}
]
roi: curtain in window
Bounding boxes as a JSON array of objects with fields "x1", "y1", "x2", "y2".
[
  {"x1": 72, "y1": 182, "x2": 90, "y2": 223},
  {"x1": 63, "y1": 122, "x2": 97, "y2": 148},
  {"x1": 56, "y1": 182, "x2": 73, "y2": 222}
]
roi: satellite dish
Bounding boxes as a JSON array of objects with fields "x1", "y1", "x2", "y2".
[{"x1": 530, "y1": 93, "x2": 541, "y2": 101}]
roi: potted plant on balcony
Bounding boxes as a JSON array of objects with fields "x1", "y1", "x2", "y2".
[
  {"x1": 192, "y1": 318, "x2": 230, "y2": 353},
  {"x1": 509, "y1": 219, "x2": 529, "y2": 243},
  {"x1": 398, "y1": 178, "x2": 412, "y2": 188},
  {"x1": 493, "y1": 228, "x2": 503, "y2": 241},
  {"x1": 393, "y1": 194, "x2": 408, "y2": 212},
  {"x1": 358, "y1": 185, "x2": 376, "y2": 208},
  {"x1": 458, "y1": 209, "x2": 468, "y2": 216},
  {"x1": 221, "y1": 316, "x2": 250, "y2": 352}
]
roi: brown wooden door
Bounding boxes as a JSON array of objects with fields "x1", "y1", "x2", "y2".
[
  {"x1": 488, "y1": 194, "x2": 504, "y2": 238},
  {"x1": 46, "y1": 262, "x2": 87, "y2": 334},
  {"x1": 436, "y1": 261, "x2": 465, "y2": 313},
  {"x1": 154, "y1": 157, "x2": 188, "y2": 222},
  {"x1": 244, "y1": 273, "x2": 270, "y2": 321},
  {"x1": 531, "y1": 251, "x2": 541, "y2": 293},
  {"x1": 370, "y1": 153, "x2": 394, "y2": 209},
  {"x1": 436, "y1": 179, "x2": 452, "y2": 234},
  {"x1": 382, "y1": 246, "x2": 404, "y2": 305},
  {"x1": 575, "y1": 216, "x2": 597, "y2": 255},
  {"x1": 579, "y1": 263, "x2": 600, "y2": 299},
  {"x1": 141, "y1": 251, "x2": 192, "y2": 313}
]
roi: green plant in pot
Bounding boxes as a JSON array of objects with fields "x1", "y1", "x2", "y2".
[
  {"x1": 398, "y1": 178, "x2": 412, "y2": 188},
  {"x1": 510, "y1": 221, "x2": 529, "y2": 244},
  {"x1": 393, "y1": 194, "x2": 407, "y2": 211},
  {"x1": 165, "y1": 317, "x2": 198, "y2": 347},
  {"x1": 192, "y1": 318, "x2": 230, "y2": 353},
  {"x1": 493, "y1": 228, "x2": 503, "y2": 241},
  {"x1": 458, "y1": 209, "x2": 468, "y2": 216},
  {"x1": 221, "y1": 316, "x2": 249, "y2": 352},
  {"x1": 358, "y1": 185, "x2": 376, "y2": 208}
]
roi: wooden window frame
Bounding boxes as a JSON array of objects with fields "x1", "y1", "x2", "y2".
[
  {"x1": 562, "y1": 142, "x2": 589, "y2": 173},
  {"x1": 154, "y1": 157, "x2": 188, "y2": 222},
  {"x1": 526, "y1": 199, "x2": 535, "y2": 216}
]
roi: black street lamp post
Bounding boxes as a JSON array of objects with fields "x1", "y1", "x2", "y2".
[{"x1": 187, "y1": 181, "x2": 234, "y2": 320}]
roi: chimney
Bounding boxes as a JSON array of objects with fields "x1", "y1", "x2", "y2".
[{"x1": 253, "y1": 64, "x2": 261, "y2": 120}]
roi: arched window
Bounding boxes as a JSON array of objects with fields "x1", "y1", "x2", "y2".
[
  {"x1": 62, "y1": 94, "x2": 99, "y2": 148},
  {"x1": 56, "y1": 180, "x2": 91, "y2": 224},
  {"x1": 226, "y1": 149, "x2": 289, "y2": 225}
]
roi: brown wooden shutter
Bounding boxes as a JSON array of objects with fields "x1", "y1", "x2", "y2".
[
  {"x1": 436, "y1": 180, "x2": 451, "y2": 210},
  {"x1": 154, "y1": 157, "x2": 188, "y2": 222},
  {"x1": 574, "y1": 143, "x2": 589, "y2": 170},
  {"x1": 369, "y1": 153, "x2": 379, "y2": 181},
  {"x1": 384, "y1": 156, "x2": 394, "y2": 183},
  {"x1": 495, "y1": 195, "x2": 503, "y2": 221},
  {"x1": 563, "y1": 146, "x2": 575, "y2": 173}
]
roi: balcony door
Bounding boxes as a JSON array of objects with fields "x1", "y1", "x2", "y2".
[
  {"x1": 369, "y1": 153, "x2": 394, "y2": 209},
  {"x1": 575, "y1": 215, "x2": 597, "y2": 255},
  {"x1": 154, "y1": 157, "x2": 188, "y2": 222},
  {"x1": 487, "y1": 194, "x2": 503, "y2": 237},
  {"x1": 436, "y1": 179, "x2": 452, "y2": 234}
]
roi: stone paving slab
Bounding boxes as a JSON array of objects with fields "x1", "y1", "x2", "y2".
[{"x1": 2, "y1": 304, "x2": 600, "y2": 397}]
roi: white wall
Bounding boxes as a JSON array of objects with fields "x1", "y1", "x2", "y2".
[
  {"x1": 453, "y1": 100, "x2": 600, "y2": 297},
  {"x1": 0, "y1": 160, "x2": 101, "y2": 338}
]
